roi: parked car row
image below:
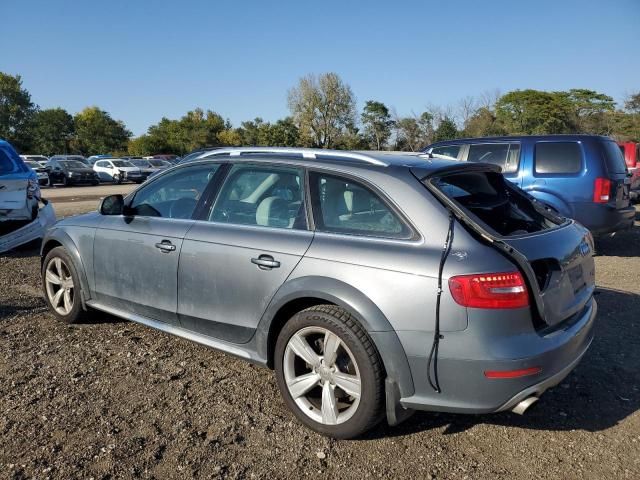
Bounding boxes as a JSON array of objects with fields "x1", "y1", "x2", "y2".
[{"x1": 17, "y1": 154, "x2": 177, "y2": 187}]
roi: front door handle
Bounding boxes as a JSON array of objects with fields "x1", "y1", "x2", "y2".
[
  {"x1": 155, "y1": 240, "x2": 176, "y2": 253},
  {"x1": 251, "y1": 254, "x2": 280, "y2": 270}
]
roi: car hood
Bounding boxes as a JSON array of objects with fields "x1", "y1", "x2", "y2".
[{"x1": 54, "y1": 210, "x2": 103, "y2": 228}]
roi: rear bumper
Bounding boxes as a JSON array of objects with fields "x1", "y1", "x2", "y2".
[
  {"x1": 398, "y1": 297, "x2": 596, "y2": 414},
  {"x1": 0, "y1": 201, "x2": 56, "y2": 253},
  {"x1": 574, "y1": 203, "x2": 635, "y2": 236}
]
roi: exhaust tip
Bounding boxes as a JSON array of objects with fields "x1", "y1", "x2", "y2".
[{"x1": 512, "y1": 396, "x2": 539, "y2": 415}]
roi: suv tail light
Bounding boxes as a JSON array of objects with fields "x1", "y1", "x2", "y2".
[
  {"x1": 449, "y1": 271, "x2": 529, "y2": 309},
  {"x1": 27, "y1": 178, "x2": 40, "y2": 199},
  {"x1": 593, "y1": 177, "x2": 611, "y2": 203}
]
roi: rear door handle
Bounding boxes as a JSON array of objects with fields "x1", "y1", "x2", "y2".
[
  {"x1": 251, "y1": 254, "x2": 280, "y2": 270},
  {"x1": 155, "y1": 240, "x2": 176, "y2": 253}
]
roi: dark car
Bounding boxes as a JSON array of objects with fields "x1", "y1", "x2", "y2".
[
  {"x1": 45, "y1": 158, "x2": 100, "y2": 186},
  {"x1": 424, "y1": 135, "x2": 634, "y2": 236}
]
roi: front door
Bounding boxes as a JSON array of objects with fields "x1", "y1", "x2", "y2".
[
  {"x1": 93, "y1": 163, "x2": 220, "y2": 324},
  {"x1": 178, "y1": 163, "x2": 313, "y2": 343}
]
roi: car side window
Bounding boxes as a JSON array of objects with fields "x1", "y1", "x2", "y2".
[
  {"x1": 129, "y1": 164, "x2": 219, "y2": 219},
  {"x1": 467, "y1": 143, "x2": 520, "y2": 173},
  {"x1": 431, "y1": 145, "x2": 461, "y2": 160},
  {"x1": 209, "y1": 164, "x2": 306, "y2": 230},
  {"x1": 310, "y1": 172, "x2": 411, "y2": 239},
  {"x1": 534, "y1": 142, "x2": 582, "y2": 174}
]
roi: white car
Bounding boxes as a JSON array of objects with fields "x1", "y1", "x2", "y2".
[
  {"x1": 93, "y1": 158, "x2": 144, "y2": 184},
  {"x1": 21, "y1": 155, "x2": 49, "y2": 168}
]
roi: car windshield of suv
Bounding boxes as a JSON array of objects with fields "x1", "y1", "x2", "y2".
[
  {"x1": 60, "y1": 160, "x2": 87, "y2": 169},
  {"x1": 26, "y1": 161, "x2": 41, "y2": 169},
  {"x1": 150, "y1": 160, "x2": 169, "y2": 167},
  {"x1": 112, "y1": 160, "x2": 135, "y2": 168}
]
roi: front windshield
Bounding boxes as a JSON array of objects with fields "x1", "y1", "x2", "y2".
[
  {"x1": 112, "y1": 160, "x2": 135, "y2": 168},
  {"x1": 150, "y1": 159, "x2": 169, "y2": 167},
  {"x1": 60, "y1": 160, "x2": 87, "y2": 169},
  {"x1": 26, "y1": 161, "x2": 41, "y2": 169}
]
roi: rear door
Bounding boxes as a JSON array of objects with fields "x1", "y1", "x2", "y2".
[
  {"x1": 177, "y1": 163, "x2": 313, "y2": 343},
  {"x1": 520, "y1": 140, "x2": 588, "y2": 218}
]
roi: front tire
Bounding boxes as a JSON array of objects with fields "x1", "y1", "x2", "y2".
[
  {"x1": 274, "y1": 305, "x2": 385, "y2": 439},
  {"x1": 42, "y1": 247, "x2": 87, "y2": 324}
]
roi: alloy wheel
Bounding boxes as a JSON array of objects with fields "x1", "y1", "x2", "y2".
[
  {"x1": 44, "y1": 257, "x2": 75, "y2": 316},
  {"x1": 283, "y1": 326, "x2": 362, "y2": 425}
]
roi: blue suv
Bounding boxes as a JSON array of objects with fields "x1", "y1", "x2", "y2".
[{"x1": 424, "y1": 135, "x2": 635, "y2": 236}]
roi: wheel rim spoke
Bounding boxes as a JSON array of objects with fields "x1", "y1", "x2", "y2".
[
  {"x1": 333, "y1": 371, "x2": 361, "y2": 399},
  {"x1": 321, "y1": 383, "x2": 339, "y2": 425},
  {"x1": 63, "y1": 289, "x2": 72, "y2": 313},
  {"x1": 287, "y1": 372, "x2": 321, "y2": 399},
  {"x1": 323, "y1": 331, "x2": 341, "y2": 367},
  {"x1": 52, "y1": 288, "x2": 64, "y2": 308},
  {"x1": 46, "y1": 269, "x2": 61, "y2": 285},
  {"x1": 54, "y1": 258, "x2": 63, "y2": 278},
  {"x1": 288, "y1": 333, "x2": 321, "y2": 367}
]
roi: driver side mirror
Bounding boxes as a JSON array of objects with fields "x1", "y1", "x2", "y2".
[{"x1": 99, "y1": 194, "x2": 124, "y2": 215}]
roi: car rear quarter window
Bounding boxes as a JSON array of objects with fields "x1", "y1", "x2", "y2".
[
  {"x1": 310, "y1": 172, "x2": 411, "y2": 239},
  {"x1": 534, "y1": 142, "x2": 582, "y2": 174},
  {"x1": 601, "y1": 140, "x2": 629, "y2": 174},
  {"x1": 0, "y1": 146, "x2": 28, "y2": 174},
  {"x1": 467, "y1": 143, "x2": 520, "y2": 173}
]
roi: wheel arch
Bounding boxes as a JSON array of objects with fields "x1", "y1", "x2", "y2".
[{"x1": 256, "y1": 276, "x2": 415, "y2": 398}]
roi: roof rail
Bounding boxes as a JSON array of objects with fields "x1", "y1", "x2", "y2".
[{"x1": 195, "y1": 147, "x2": 388, "y2": 166}]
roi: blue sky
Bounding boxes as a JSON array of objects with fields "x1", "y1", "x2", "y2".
[{"x1": 3, "y1": 0, "x2": 639, "y2": 136}]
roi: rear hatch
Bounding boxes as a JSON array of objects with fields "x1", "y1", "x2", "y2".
[
  {"x1": 602, "y1": 140, "x2": 631, "y2": 209},
  {"x1": 0, "y1": 147, "x2": 29, "y2": 212},
  {"x1": 415, "y1": 164, "x2": 595, "y2": 329}
]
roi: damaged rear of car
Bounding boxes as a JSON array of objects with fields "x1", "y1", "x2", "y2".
[
  {"x1": 0, "y1": 140, "x2": 56, "y2": 253},
  {"x1": 404, "y1": 161, "x2": 596, "y2": 415}
]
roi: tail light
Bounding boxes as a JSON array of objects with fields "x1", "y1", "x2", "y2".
[
  {"x1": 27, "y1": 178, "x2": 40, "y2": 199},
  {"x1": 593, "y1": 177, "x2": 611, "y2": 203},
  {"x1": 449, "y1": 271, "x2": 529, "y2": 309}
]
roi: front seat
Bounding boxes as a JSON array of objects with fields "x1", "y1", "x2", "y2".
[{"x1": 256, "y1": 196, "x2": 291, "y2": 228}]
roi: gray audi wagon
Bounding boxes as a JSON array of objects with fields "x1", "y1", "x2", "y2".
[{"x1": 41, "y1": 147, "x2": 596, "y2": 438}]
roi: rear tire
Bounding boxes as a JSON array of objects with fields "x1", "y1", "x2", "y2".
[
  {"x1": 274, "y1": 305, "x2": 385, "y2": 439},
  {"x1": 42, "y1": 247, "x2": 88, "y2": 324}
]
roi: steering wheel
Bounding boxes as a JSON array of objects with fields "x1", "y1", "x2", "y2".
[{"x1": 169, "y1": 197, "x2": 198, "y2": 219}]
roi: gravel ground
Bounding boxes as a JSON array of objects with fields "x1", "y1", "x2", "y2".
[{"x1": 1, "y1": 189, "x2": 639, "y2": 479}]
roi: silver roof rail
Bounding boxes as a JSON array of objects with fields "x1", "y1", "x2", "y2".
[{"x1": 196, "y1": 147, "x2": 388, "y2": 166}]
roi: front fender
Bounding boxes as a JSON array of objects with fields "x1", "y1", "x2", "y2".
[
  {"x1": 255, "y1": 276, "x2": 415, "y2": 398},
  {"x1": 41, "y1": 227, "x2": 92, "y2": 308}
]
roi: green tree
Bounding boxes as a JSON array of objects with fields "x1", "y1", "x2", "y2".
[
  {"x1": 563, "y1": 89, "x2": 615, "y2": 134},
  {"x1": 625, "y1": 92, "x2": 640, "y2": 114},
  {"x1": 73, "y1": 106, "x2": 131, "y2": 155},
  {"x1": 361, "y1": 100, "x2": 394, "y2": 150},
  {"x1": 30, "y1": 108, "x2": 75, "y2": 155},
  {"x1": 495, "y1": 89, "x2": 575, "y2": 134},
  {"x1": 462, "y1": 107, "x2": 505, "y2": 137},
  {"x1": 433, "y1": 116, "x2": 459, "y2": 142},
  {"x1": 0, "y1": 72, "x2": 37, "y2": 151},
  {"x1": 394, "y1": 112, "x2": 435, "y2": 151},
  {"x1": 287, "y1": 72, "x2": 356, "y2": 148}
]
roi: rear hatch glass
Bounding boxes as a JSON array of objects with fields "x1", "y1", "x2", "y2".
[
  {"x1": 419, "y1": 165, "x2": 595, "y2": 328},
  {"x1": 601, "y1": 140, "x2": 631, "y2": 208}
]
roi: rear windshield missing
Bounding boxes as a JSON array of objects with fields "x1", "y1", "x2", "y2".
[{"x1": 429, "y1": 170, "x2": 562, "y2": 237}]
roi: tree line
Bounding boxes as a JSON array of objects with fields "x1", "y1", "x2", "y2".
[{"x1": 1, "y1": 71, "x2": 639, "y2": 157}]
